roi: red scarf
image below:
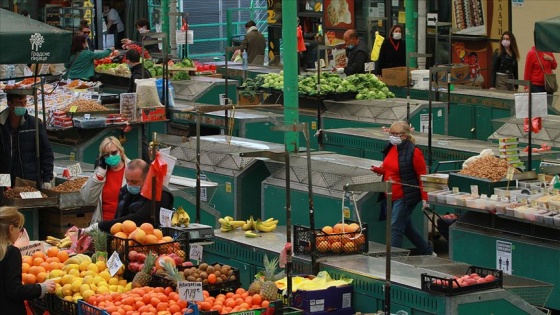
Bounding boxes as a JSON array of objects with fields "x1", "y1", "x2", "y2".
[{"x1": 390, "y1": 38, "x2": 400, "y2": 52}]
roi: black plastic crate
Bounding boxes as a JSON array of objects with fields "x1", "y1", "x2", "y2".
[
  {"x1": 298, "y1": 95, "x2": 327, "y2": 111},
  {"x1": 107, "y1": 235, "x2": 181, "y2": 268},
  {"x1": 28, "y1": 298, "x2": 48, "y2": 315},
  {"x1": 293, "y1": 220, "x2": 368, "y2": 258},
  {"x1": 161, "y1": 226, "x2": 190, "y2": 253},
  {"x1": 77, "y1": 300, "x2": 110, "y2": 315},
  {"x1": 150, "y1": 262, "x2": 241, "y2": 294},
  {"x1": 328, "y1": 91, "x2": 358, "y2": 101},
  {"x1": 47, "y1": 295, "x2": 78, "y2": 315},
  {"x1": 421, "y1": 265, "x2": 503, "y2": 296}
]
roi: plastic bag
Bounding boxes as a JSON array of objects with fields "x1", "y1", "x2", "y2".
[
  {"x1": 136, "y1": 78, "x2": 163, "y2": 108},
  {"x1": 67, "y1": 226, "x2": 93, "y2": 254},
  {"x1": 141, "y1": 152, "x2": 168, "y2": 201},
  {"x1": 370, "y1": 31, "x2": 384, "y2": 62},
  {"x1": 462, "y1": 149, "x2": 494, "y2": 169},
  {"x1": 14, "y1": 228, "x2": 30, "y2": 248},
  {"x1": 155, "y1": 78, "x2": 176, "y2": 108}
]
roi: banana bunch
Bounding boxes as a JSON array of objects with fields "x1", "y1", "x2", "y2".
[
  {"x1": 171, "y1": 207, "x2": 190, "y2": 227},
  {"x1": 46, "y1": 235, "x2": 72, "y2": 248},
  {"x1": 218, "y1": 216, "x2": 246, "y2": 232},
  {"x1": 255, "y1": 218, "x2": 279, "y2": 233},
  {"x1": 64, "y1": 253, "x2": 93, "y2": 265}
]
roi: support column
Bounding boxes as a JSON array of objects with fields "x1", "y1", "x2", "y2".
[
  {"x1": 417, "y1": 0, "x2": 427, "y2": 69},
  {"x1": 282, "y1": 1, "x2": 299, "y2": 152},
  {"x1": 405, "y1": 0, "x2": 418, "y2": 68},
  {"x1": 162, "y1": 0, "x2": 169, "y2": 51}
]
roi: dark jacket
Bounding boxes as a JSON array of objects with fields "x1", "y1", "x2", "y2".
[
  {"x1": 0, "y1": 245, "x2": 44, "y2": 315},
  {"x1": 128, "y1": 63, "x2": 152, "y2": 93},
  {"x1": 97, "y1": 186, "x2": 174, "y2": 232},
  {"x1": 132, "y1": 35, "x2": 160, "y2": 54},
  {"x1": 376, "y1": 38, "x2": 406, "y2": 75},
  {"x1": 492, "y1": 51, "x2": 518, "y2": 87},
  {"x1": 344, "y1": 39, "x2": 370, "y2": 75},
  {"x1": 238, "y1": 28, "x2": 266, "y2": 64},
  {"x1": 0, "y1": 109, "x2": 54, "y2": 185}
]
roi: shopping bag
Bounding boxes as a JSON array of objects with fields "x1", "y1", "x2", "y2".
[
  {"x1": 141, "y1": 152, "x2": 168, "y2": 201},
  {"x1": 544, "y1": 73, "x2": 558, "y2": 93},
  {"x1": 370, "y1": 31, "x2": 384, "y2": 62}
]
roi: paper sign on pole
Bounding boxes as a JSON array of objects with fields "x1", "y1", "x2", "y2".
[
  {"x1": 160, "y1": 207, "x2": 174, "y2": 227},
  {"x1": 67, "y1": 162, "x2": 82, "y2": 178},
  {"x1": 107, "y1": 251, "x2": 123, "y2": 277},
  {"x1": 18, "y1": 241, "x2": 45, "y2": 257},
  {"x1": 0, "y1": 174, "x2": 10, "y2": 187},
  {"x1": 189, "y1": 244, "x2": 203, "y2": 262}
]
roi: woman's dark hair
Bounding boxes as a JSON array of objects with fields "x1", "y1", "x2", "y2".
[
  {"x1": 245, "y1": 20, "x2": 256, "y2": 28},
  {"x1": 501, "y1": 31, "x2": 520, "y2": 61},
  {"x1": 389, "y1": 24, "x2": 403, "y2": 37},
  {"x1": 125, "y1": 49, "x2": 141, "y2": 63},
  {"x1": 136, "y1": 18, "x2": 150, "y2": 30},
  {"x1": 70, "y1": 34, "x2": 87, "y2": 55}
]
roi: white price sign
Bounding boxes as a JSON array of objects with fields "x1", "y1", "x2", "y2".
[
  {"x1": 20, "y1": 191, "x2": 43, "y2": 199},
  {"x1": 159, "y1": 207, "x2": 174, "y2": 227},
  {"x1": 506, "y1": 167, "x2": 515, "y2": 181},
  {"x1": 189, "y1": 244, "x2": 203, "y2": 262},
  {"x1": 18, "y1": 241, "x2": 45, "y2": 257},
  {"x1": 67, "y1": 163, "x2": 82, "y2": 178},
  {"x1": 177, "y1": 281, "x2": 203, "y2": 301},
  {"x1": 0, "y1": 174, "x2": 10, "y2": 187},
  {"x1": 107, "y1": 251, "x2": 123, "y2": 277}
]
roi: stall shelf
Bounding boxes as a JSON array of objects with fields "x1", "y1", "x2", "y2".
[
  {"x1": 215, "y1": 63, "x2": 282, "y2": 84},
  {"x1": 490, "y1": 115, "x2": 560, "y2": 150},
  {"x1": 171, "y1": 76, "x2": 238, "y2": 105}
]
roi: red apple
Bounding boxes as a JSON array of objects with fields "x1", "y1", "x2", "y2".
[
  {"x1": 128, "y1": 250, "x2": 138, "y2": 262},
  {"x1": 182, "y1": 261, "x2": 194, "y2": 267},
  {"x1": 136, "y1": 253, "x2": 146, "y2": 264}
]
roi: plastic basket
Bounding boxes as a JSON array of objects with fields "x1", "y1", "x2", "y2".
[
  {"x1": 28, "y1": 298, "x2": 49, "y2": 314},
  {"x1": 77, "y1": 300, "x2": 110, "y2": 315},
  {"x1": 107, "y1": 235, "x2": 181, "y2": 268},
  {"x1": 328, "y1": 91, "x2": 358, "y2": 101},
  {"x1": 150, "y1": 262, "x2": 241, "y2": 293},
  {"x1": 47, "y1": 295, "x2": 78, "y2": 315},
  {"x1": 421, "y1": 265, "x2": 503, "y2": 296},
  {"x1": 161, "y1": 226, "x2": 190, "y2": 253},
  {"x1": 293, "y1": 220, "x2": 368, "y2": 258}
]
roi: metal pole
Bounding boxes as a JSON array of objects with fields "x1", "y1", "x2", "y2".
[
  {"x1": 282, "y1": 0, "x2": 299, "y2": 152},
  {"x1": 304, "y1": 123, "x2": 317, "y2": 274},
  {"x1": 528, "y1": 84, "x2": 532, "y2": 169},
  {"x1": 428, "y1": 71, "x2": 433, "y2": 169},
  {"x1": 285, "y1": 150, "x2": 292, "y2": 306},
  {"x1": 195, "y1": 110, "x2": 201, "y2": 223},
  {"x1": 33, "y1": 66, "x2": 41, "y2": 189},
  {"x1": 384, "y1": 188, "x2": 392, "y2": 315}
]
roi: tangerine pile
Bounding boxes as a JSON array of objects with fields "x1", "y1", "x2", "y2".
[
  {"x1": 110, "y1": 221, "x2": 173, "y2": 245},
  {"x1": 22, "y1": 248, "x2": 68, "y2": 284},
  {"x1": 85, "y1": 286, "x2": 187, "y2": 315},
  {"x1": 316, "y1": 222, "x2": 366, "y2": 254},
  {"x1": 190, "y1": 288, "x2": 272, "y2": 314}
]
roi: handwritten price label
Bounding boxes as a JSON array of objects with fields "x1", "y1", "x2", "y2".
[
  {"x1": 177, "y1": 281, "x2": 203, "y2": 301},
  {"x1": 69, "y1": 106, "x2": 78, "y2": 113},
  {"x1": 107, "y1": 251, "x2": 123, "y2": 277},
  {"x1": 20, "y1": 191, "x2": 43, "y2": 199},
  {"x1": 506, "y1": 167, "x2": 515, "y2": 181},
  {"x1": 67, "y1": 163, "x2": 82, "y2": 178},
  {"x1": 0, "y1": 174, "x2": 10, "y2": 187},
  {"x1": 159, "y1": 207, "x2": 174, "y2": 227},
  {"x1": 18, "y1": 241, "x2": 44, "y2": 257},
  {"x1": 189, "y1": 244, "x2": 203, "y2": 262}
]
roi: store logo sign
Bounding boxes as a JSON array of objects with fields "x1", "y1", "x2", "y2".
[{"x1": 29, "y1": 33, "x2": 50, "y2": 61}]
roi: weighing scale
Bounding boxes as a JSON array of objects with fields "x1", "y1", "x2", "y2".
[{"x1": 165, "y1": 223, "x2": 215, "y2": 243}]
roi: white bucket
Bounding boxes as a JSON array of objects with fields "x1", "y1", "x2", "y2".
[{"x1": 411, "y1": 70, "x2": 430, "y2": 89}]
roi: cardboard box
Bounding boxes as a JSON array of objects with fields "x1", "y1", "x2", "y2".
[
  {"x1": 292, "y1": 285, "x2": 353, "y2": 314},
  {"x1": 436, "y1": 64, "x2": 471, "y2": 83},
  {"x1": 381, "y1": 67, "x2": 416, "y2": 87},
  {"x1": 40, "y1": 207, "x2": 95, "y2": 239}
]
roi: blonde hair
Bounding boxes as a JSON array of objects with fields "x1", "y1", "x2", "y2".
[
  {"x1": 390, "y1": 121, "x2": 416, "y2": 144},
  {"x1": 0, "y1": 207, "x2": 24, "y2": 261},
  {"x1": 98, "y1": 136, "x2": 128, "y2": 162}
]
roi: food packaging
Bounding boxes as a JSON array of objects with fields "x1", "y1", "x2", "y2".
[
  {"x1": 553, "y1": 213, "x2": 560, "y2": 226},
  {"x1": 437, "y1": 191, "x2": 453, "y2": 204},
  {"x1": 136, "y1": 78, "x2": 163, "y2": 108},
  {"x1": 445, "y1": 193, "x2": 469, "y2": 205},
  {"x1": 120, "y1": 93, "x2": 137, "y2": 122},
  {"x1": 494, "y1": 202, "x2": 508, "y2": 214},
  {"x1": 457, "y1": 195, "x2": 476, "y2": 207},
  {"x1": 543, "y1": 212, "x2": 556, "y2": 225},
  {"x1": 465, "y1": 198, "x2": 479, "y2": 208},
  {"x1": 534, "y1": 210, "x2": 551, "y2": 223},
  {"x1": 428, "y1": 190, "x2": 448, "y2": 203}
]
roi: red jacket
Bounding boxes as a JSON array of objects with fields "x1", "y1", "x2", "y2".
[
  {"x1": 524, "y1": 47, "x2": 557, "y2": 86},
  {"x1": 381, "y1": 145, "x2": 428, "y2": 201}
]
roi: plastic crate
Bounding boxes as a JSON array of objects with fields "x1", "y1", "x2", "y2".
[
  {"x1": 421, "y1": 265, "x2": 503, "y2": 296},
  {"x1": 47, "y1": 295, "x2": 78, "y2": 315},
  {"x1": 151, "y1": 262, "x2": 241, "y2": 293},
  {"x1": 161, "y1": 226, "x2": 190, "y2": 253},
  {"x1": 328, "y1": 91, "x2": 357, "y2": 101},
  {"x1": 293, "y1": 220, "x2": 368, "y2": 258},
  {"x1": 107, "y1": 235, "x2": 181, "y2": 268},
  {"x1": 77, "y1": 300, "x2": 110, "y2": 315},
  {"x1": 28, "y1": 298, "x2": 49, "y2": 314}
]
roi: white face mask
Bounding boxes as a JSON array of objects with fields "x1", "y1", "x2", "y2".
[
  {"x1": 393, "y1": 32, "x2": 402, "y2": 40},
  {"x1": 389, "y1": 135, "x2": 402, "y2": 145},
  {"x1": 501, "y1": 40, "x2": 510, "y2": 48},
  {"x1": 138, "y1": 28, "x2": 149, "y2": 34}
]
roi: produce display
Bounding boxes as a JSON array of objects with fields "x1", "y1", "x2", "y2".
[
  {"x1": 63, "y1": 99, "x2": 109, "y2": 113},
  {"x1": 422, "y1": 266, "x2": 502, "y2": 296},
  {"x1": 171, "y1": 206, "x2": 190, "y2": 227},
  {"x1": 248, "y1": 255, "x2": 283, "y2": 301},
  {"x1": 45, "y1": 235, "x2": 73, "y2": 249},
  {"x1": 218, "y1": 215, "x2": 278, "y2": 234},
  {"x1": 458, "y1": 156, "x2": 516, "y2": 182},
  {"x1": 4, "y1": 186, "x2": 47, "y2": 199},
  {"x1": 315, "y1": 223, "x2": 366, "y2": 254},
  {"x1": 50, "y1": 177, "x2": 88, "y2": 192}
]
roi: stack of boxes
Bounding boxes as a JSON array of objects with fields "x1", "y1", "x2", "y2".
[
  {"x1": 499, "y1": 137, "x2": 524, "y2": 170},
  {"x1": 52, "y1": 111, "x2": 73, "y2": 128}
]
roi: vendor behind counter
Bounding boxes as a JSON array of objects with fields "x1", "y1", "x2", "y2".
[{"x1": 65, "y1": 34, "x2": 114, "y2": 81}]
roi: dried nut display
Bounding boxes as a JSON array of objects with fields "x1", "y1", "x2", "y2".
[
  {"x1": 4, "y1": 186, "x2": 47, "y2": 199},
  {"x1": 51, "y1": 177, "x2": 88, "y2": 192},
  {"x1": 459, "y1": 156, "x2": 518, "y2": 182},
  {"x1": 63, "y1": 99, "x2": 109, "y2": 112}
]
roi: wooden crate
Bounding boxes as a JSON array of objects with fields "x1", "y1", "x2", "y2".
[{"x1": 40, "y1": 206, "x2": 95, "y2": 239}]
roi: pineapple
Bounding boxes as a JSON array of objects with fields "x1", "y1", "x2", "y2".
[
  {"x1": 89, "y1": 228, "x2": 108, "y2": 262},
  {"x1": 161, "y1": 260, "x2": 185, "y2": 287},
  {"x1": 132, "y1": 251, "x2": 156, "y2": 288},
  {"x1": 253, "y1": 255, "x2": 283, "y2": 301}
]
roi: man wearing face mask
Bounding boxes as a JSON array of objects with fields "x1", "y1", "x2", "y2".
[
  {"x1": 125, "y1": 50, "x2": 151, "y2": 93},
  {"x1": 376, "y1": 25, "x2": 406, "y2": 76},
  {"x1": 0, "y1": 93, "x2": 54, "y2": 188},
  {"x1": 121, "y1": 18, "x2": 160, "y2": 53},
  {"x1": 86, "y1": 159, "x2": 174, "y2": 233},
  {"x1": 335, "y1": 29, "x2": 370, "y2": 75},
  {"x1": 371, "y1": 121, "x2": 434, "y2": 256}
]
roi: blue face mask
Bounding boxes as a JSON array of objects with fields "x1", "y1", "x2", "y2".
[
  {"x1": 13, "y1": 107, "x2": 26, "y2": 116},
  {"x1": 127, "y1": 184, "x2": 141, "y2": 195},
  {"x1": 105, "y1": 153, "x2": 121, "y2": 167},
  {"x1": 347, "y1": 44, "x2": 354, "y2": 49}
]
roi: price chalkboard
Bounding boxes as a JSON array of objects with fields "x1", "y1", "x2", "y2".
[{"x1": 177, "y1": 281, "x2": 203, "y2": 301}]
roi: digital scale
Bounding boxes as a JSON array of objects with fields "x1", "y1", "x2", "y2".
[{"x1": 168, "y1": 223, "x2": 215, "y2": 242}]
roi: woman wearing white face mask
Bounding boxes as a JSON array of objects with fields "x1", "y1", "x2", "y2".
[
  {"x1": 121, "y1": 18, "x2": 160, "y2": 53},
  {"x1": 371, "y1": 121, "x2": 434, "y2": 256},
  {"x1": 491, "y1": 31, "x2": 519, "y2": 91},
  {"x1": 376, "y1": 25, "x2": 406, "y2": 76}
]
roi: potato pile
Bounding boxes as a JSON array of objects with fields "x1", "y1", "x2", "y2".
[
  {"x1": 51, "y1": 177, "x2": 88, "y2": 192},
  {"x1": 459, "y1": 156, "x2": 517, "y2": 182},
  {"x1": 183, "y1": 263, "x2": 234, "y2": 285},
  {"x1": 4, "y1": 186, "x2": 47, "y2": 199},
  {"x1": 63, "y1": 99, "x2": 109, "y2": 112}
]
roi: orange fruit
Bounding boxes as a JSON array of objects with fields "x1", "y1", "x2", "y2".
[
  {"x1": 348, "y1": 223, "x2": 360, "y2": 232},
  {"x1": 25, "y1": 274, "x2": 37, "y2": 284},
  {"x1": 139, "y1": 223, "x2": 154, "y2": 235},
  {"x1": 22, "y1": 256, "x2": 33, "y2": 265},
  {"x1": 343, "y1": 242, "x2": 357, "y2": 253},
  {"x1": 161, "y1": 236, "x2": 174, "y2": 243},
  {"x1": 207, "y1": 273, "x2": 217, "y2": 284},
  {"x1": 114, "y1": 231, "x2": 128, "y2": 239},
  {"x1": 331, "y1": 241, "x2": 342, "y2": 253},
  {"x1": 251, "y1": 294, "x2": 262, "y2": 306},
  {"x1": 122, "y1": 220, "x2": 137, "y2": 234},
  {"x1": 132, "y1": 229, "x2": 147, "y2": 244},
  {"x1": 36, "y1": 272, "x2": 47, "y2": 283},
  {"x1": 32, "y1": 251, "x2": 46, "y2": 260},
  {"x1": 152, "y1": 229, "x2": 163, "y2": 240},
  {"x1": 57, "y1": 250, "x2": 69, "y2": 263},
  {"x1": 32, "y1": 257, "x2": 44, "y2": 266},
  {"x1": 144, "y1": 234, "x2": 158, "y2": 245},
  {"x1": 321, "y1": 226, "x2": 333, "y2": 234},
  {"x1": 261, "y1": 300, "x2": 269, "y2": 308},
  {"x1": 47, "y1": 246, "x2": 59, "y2": 258},
  {"x1": 317, "y1": 241, "x2": 330, "y2": 252},
  {"x1": 235, "y1": 288, "x2": 246, "y2": 295},
  {"x1": 22, "y1": 262, "x2": 31, "y2": 273},
  {"x1": 333, "y1": 223, "x2": 344, "y2": 234},
  {"x1": 110, "y1": 223, "x2": 123, "y2": 235}
]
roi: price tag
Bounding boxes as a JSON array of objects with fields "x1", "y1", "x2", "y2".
[
  {"x1": 506, "y1": 167, "x2": 515, "y2": 180},
  {"x1": 159, "y1": 207, "x2": 174, "y2": 227},
  {"x1": 470, "y1": 185, "x2": 479, "y2": 197},
  {"x1": 67, "y1": 162, "x2": 82, "y2": 178},
  {"x1": 0, "y1": 174, "x2": 10, "y2": 187},
  {"x1": 107, "y1": 251, "x2": 123, "y2": 277},
  {"x1": 20, "y1": 191, "x2": 43, "y2": 199},
  {"x1": 17, "y1": 241, "x2": 45, "y2": 257},
  {"x1": 84, "y1": 114, "x2": 91, "y2": 120},
  {"x1": 531, "y1": 199, "x2": 538, "y2": 207},
  {"x1": 177, "y1": 281, "x2": 203, "y2": 302},
  {"x1": 189, "y1": 244, "x2": 203, "y2": 262},
  {"x1": 452, "y1": 187, "x2": 459, "y2": 194},
  {"x1": 480, "y1": 194, "x2": 488, "y2": 199},
  {"x1": 69, "y1": 106, "x2": 78, "y2": 113},
  {"x1": 538, "y1": 174, "x2": 546, "y2": 182}
]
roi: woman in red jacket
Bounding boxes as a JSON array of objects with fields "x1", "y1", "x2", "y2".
[
  {"x1": 371, "y1": 121, "x2": 434, "y2": 255},
  {"x1": 524, "y1": 46, "x2": 557, "y2": 93}
]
